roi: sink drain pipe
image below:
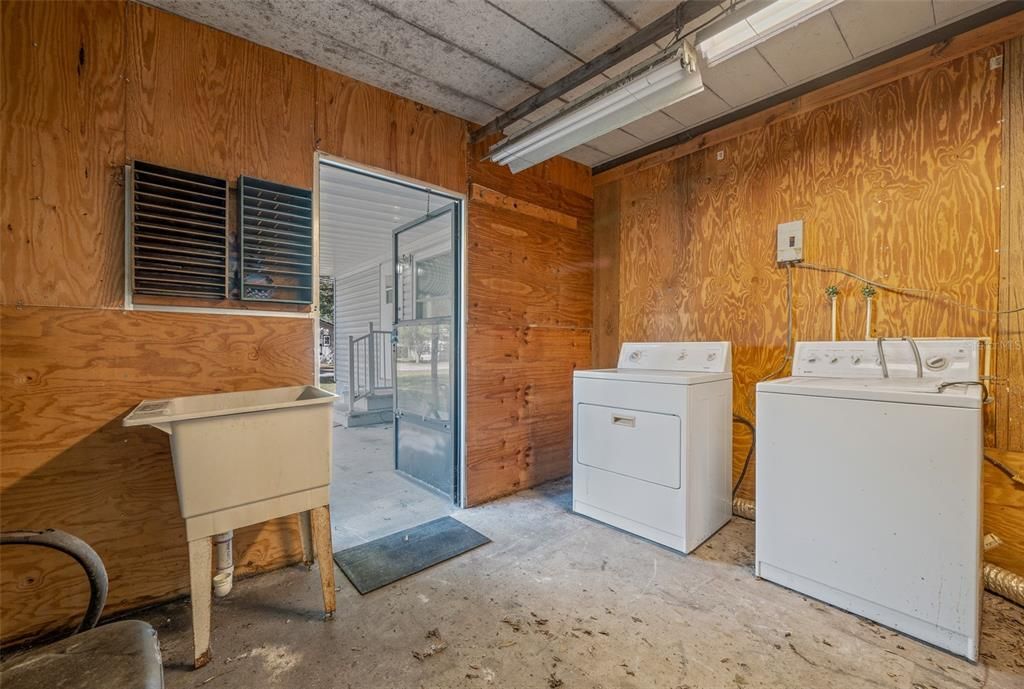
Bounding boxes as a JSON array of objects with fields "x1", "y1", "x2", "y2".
[
  {"x1": 213, "y1": 530, "x2": 234, "y2": 598},
  {"x1": 730, "y1": 498, "x2": 1024, "y2": 607}
]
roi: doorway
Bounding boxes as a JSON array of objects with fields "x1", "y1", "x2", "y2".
[{"x1": 316, "y1": 158, "x2": 463, "y2": 550}]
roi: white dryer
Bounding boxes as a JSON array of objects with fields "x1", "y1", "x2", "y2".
[
  {"x1": 756, "y1": 339, "x2": 983, "y2": 659},
  {"x1": 572, "y1": 342, "x2": 733, "y2": 553}
]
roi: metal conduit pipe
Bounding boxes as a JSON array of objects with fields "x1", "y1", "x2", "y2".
[{"x1": 730, "y1": 499, "x2": 1024, "y2": 608}]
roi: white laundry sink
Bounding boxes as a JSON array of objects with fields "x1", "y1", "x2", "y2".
[{"x1": 124, "y1": 385, "x2": 336, "y2": 540}]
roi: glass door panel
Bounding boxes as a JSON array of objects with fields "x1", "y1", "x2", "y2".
[{"x1": 393, "y1": 204, "x2": 456, "y2": 497}]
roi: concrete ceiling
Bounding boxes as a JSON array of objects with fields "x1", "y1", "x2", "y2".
[{"x1": 146, "y1": 0, "x2": 1005, "y2": 170}]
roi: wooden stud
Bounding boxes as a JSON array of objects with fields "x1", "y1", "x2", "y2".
[
  {"x1": 187, "y1": 537, "x2": 213, "y2": 669},
  {"x1": 308, "y1": 506, "x2": 336, "y2": 620}
]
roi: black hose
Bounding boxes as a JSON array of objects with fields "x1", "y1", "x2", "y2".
[
  {"x1": 732, "y1": 414, "x2": 755, "y2": 497},
  {"x1": 0, "y1": 529, "x2": 108, "y2": 635}
]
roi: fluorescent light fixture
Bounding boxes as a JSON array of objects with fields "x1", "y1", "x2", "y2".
[
  {"x1": 487, "y1": 43, "x2": 703, "y2": 173},
  {"x1": 697, "y1": 0, "x2": 844, "y2": 67}
]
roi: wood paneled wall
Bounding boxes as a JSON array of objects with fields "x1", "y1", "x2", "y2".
[
  {"x1": 465, "y1": 140, "x2": 593, "y2": 506},
  {"x1": 593, "y1": 41, "x2": 1024, "y2": 576},
  {"x1": 0, "y1": 1, "x2": 317, "y2": 644},
  {"x1": 1, "y1": 0, "x2": 590, "y2": 643}
]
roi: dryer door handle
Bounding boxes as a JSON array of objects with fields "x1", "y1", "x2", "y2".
[{"x1": 611, "y1": 414, "x2": 636, "y2": 428}]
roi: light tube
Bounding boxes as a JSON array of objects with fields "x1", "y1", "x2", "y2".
[
  {"x1": 487, "y1": 43, "x2": 704, "y2": 173},
  {"x1": 697, "y1": 0, "x2": 844, "y2": 67}
]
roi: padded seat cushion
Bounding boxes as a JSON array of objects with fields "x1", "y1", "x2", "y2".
[{"x1": 1, "y1": 620, "x2": 163, "y2": 689}]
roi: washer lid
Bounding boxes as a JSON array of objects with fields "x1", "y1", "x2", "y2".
[
  {"x1": 757, "y1": 376, "x2": 982, "y2": 408},
  {"x1": 575, "y1": 368, "x2": 732, "y2": 385}
]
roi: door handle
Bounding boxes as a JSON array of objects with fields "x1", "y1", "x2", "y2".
[{"x1": 611, "y1": 414, "x2": 636, "y2": 428}]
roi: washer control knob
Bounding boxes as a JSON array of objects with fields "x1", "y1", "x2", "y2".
[
  {"x1": 805, "y1": 354, "x2": 818, "y2": 364},
  {"x1": 829, "y1": 356, "x2": 839, "y2": 364},
  {"x1": 628, "y1": 350, "x2": 643, "y2": 363},
  {"x1": 706, "y1": 352, "x2": 717, "y2": 362},
  {"x1": 677, "y1": 350, "x2": 687, "y2": 360},
  {"x1": 850, "y1": 355, "x2": 862, "y2": 365},
  {"x1": 925, "y1": 355, "x2": 949, "y2": 371}
]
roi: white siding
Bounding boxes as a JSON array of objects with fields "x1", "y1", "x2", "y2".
[{"x1": 336, "y1": 265, "x2": 382, "y2": 394}]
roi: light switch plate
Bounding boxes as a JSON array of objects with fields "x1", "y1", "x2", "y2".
[{"x1": 777, "y1": 220, "x2": 804, "y2": 264}]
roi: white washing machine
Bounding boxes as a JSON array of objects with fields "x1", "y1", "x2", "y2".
[
  {"x1": 756, "y1": 339, "x2": 983, "y2": 659},
  {"x1": 572, "y1": 342, "x2": 733, "y2": 553}
]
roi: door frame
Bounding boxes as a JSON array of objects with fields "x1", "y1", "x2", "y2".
[{"x1": 313, "y1": 152, "x2": 468, "y2": 508}]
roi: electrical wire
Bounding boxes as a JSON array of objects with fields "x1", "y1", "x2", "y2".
[
  {"x1": 732, "y1": 414, "x2": 756, "y2": 497},
  {"x1": 795, "y1": 263, "x2": 1024, "y2": 316}
]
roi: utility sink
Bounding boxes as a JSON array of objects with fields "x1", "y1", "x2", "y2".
[{"x1": 124, "y1": 385, "x2": 337, "y2": 540}]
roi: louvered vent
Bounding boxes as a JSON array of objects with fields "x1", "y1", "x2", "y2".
[
  {"x1": 239, "y1": 176, "x2": 314, "y2": 304},
  {"x1": 130, "y1": 161, "x2": 229, "y2": 299}
]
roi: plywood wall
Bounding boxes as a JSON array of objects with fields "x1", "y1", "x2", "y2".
[
  {"x1": 0, "y1": 1, "x2": 316, "y2": 644},
  {"x1": 1, "y1": 0, "x2": 591, "y2": 643},
  {"x1": 593, "y1": 42, "x2": 1024, "y2": 576},
  {"x1": 465, "y1": 140, "x2": 593, "y2": 506}
]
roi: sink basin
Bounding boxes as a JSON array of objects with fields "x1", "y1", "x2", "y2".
[{"x1": 124, "y1": 385, "x2": 337, "y2": 540}]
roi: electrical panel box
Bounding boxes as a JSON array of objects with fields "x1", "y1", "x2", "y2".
[{"x1": 776, "y1": 220, "x2": 804, "y2": 264}]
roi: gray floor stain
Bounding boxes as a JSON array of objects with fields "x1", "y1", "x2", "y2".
[{"x1": 142, "y1": 478, "x2": 1024, "y2": 689}]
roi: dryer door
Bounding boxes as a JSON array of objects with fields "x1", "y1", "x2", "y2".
[{"x1": 576, "y1": 403, "x2": 681, "y2": 488}]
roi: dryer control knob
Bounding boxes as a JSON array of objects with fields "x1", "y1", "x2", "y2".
[
  {"x1": 628, "y1": 350, "x2": 643, "y2": 363},
  {"x1": 925, "y1": 356, "x2": 949, "y2": 371},
  {"x1": 677, "y1": 350, "x2": 688, "y2": 360},
  {"x1": 706, "y1": 352, "x2": 717, "y2": 361}
]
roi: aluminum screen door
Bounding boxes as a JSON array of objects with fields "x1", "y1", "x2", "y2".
[{"x1": 392, "y1": 203, "x2": 457, "y2": 498}]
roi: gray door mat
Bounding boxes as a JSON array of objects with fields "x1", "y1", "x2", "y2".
[{"x1": 333, "y1": 516, "x2": 490, "y2": 594}]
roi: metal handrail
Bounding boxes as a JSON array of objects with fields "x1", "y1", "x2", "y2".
[{"x1": 349, "y1": 323, "x2": 393, "y2": 403}]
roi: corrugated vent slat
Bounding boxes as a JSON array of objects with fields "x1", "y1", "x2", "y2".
[
  {"x1": 131, "y1": 160, "x2": 229, "y2": 299},
  {"x1": 239, "y1": 176, "x2": 314, "y2": 304}
]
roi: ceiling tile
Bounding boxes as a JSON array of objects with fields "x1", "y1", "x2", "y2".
[
  {"x1": 661, "y1": 88, "x2": 730, "y2": 128},
  {"x1": 489, "y1": 0, "x2": 635, "y2": 61},
  {"x1": 932, "y1": 0, "x2": 1001, "y2": 24},
  {"x1": 585, "y1": 128, "x2": 646, "y2": 157},
  {"x1": 372, "y1": 0, "x2": 575, "y2": 103},
  {"x1": 604, "y1": 0, "x2": 680, "y2": 27},
  {"x1": 621, "y1": 111, "x2": 685, "y2": 142},
  {"x1": 831, "y1": 1, "x2": 935, "y2": 57},
  {"x1": 755, "y1": 11, "x2": 853, "y2": 85},
  {"x1": 561, "y1": 144, "x2": 610, "y2": 167},
  {"x1": 702, "y1": 49, "x2": 786, "y2": 107}
]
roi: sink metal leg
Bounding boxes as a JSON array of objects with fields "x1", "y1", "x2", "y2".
[
  {"x1": 187, "y1": 536, "x2": 213, "y2": 669},
  {"x1": 298, "y1": 511, "x2": 314, "y2": 569},
  {"x1": 309, "y1": 506, "x2": 336, "y2": 619}
]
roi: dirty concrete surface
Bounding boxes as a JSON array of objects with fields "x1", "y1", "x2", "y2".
[
  {"x1": 141, "y1": 479, "x2": 1024, "y2": 689},
  {"x1": 328, "y1": 422, "x2": 454, "y2": 552}
]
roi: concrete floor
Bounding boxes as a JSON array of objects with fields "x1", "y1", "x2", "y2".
[
  {"x1": 143, "y1": 479, "x2": 1024, "y2": 689},
  {"x1": 329, "y1": 413, "x2": 455, "y2": 551}
]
